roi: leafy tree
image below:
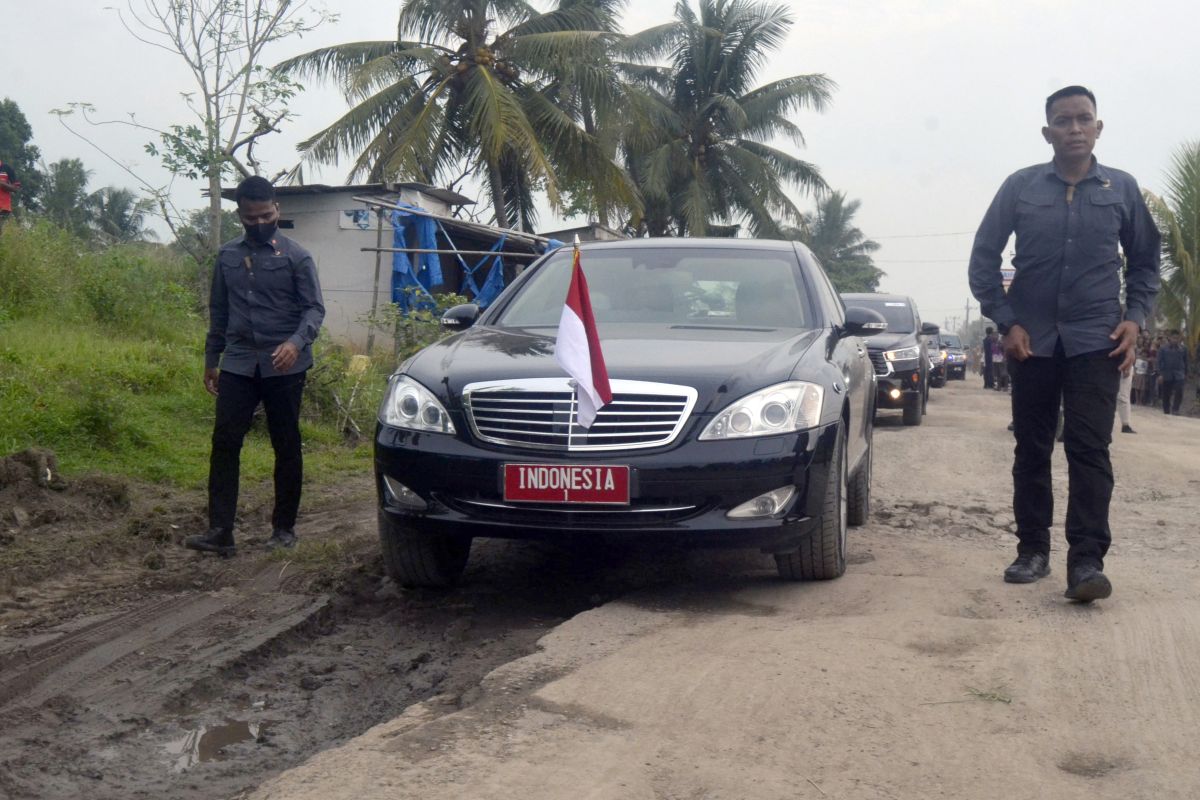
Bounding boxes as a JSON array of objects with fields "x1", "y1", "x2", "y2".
[
  {"x1": 1145, "y1": 140, "x2": 1200, "y2": 357},
  {"x1": 91, "y1": 1, "x2": 332, "y2": 255},
  {"x1": 784, "y1": 191, "x2": 883, "y2": 292},
  {"x1": 41, "y1": 159, "x2": 95, "y2": 239},
  {"x1": 0, "y1": 98, "x2": 44, "y2": 212},
  {"x1": 91, "y1": 187, "x2": 157, "y2": 244},
  {"x1": 172, "y1": 207, "x2": 243, "y2": 256},
  {"x1": 276, "y1": 0, "x2": 637, "y2": 231},
  {"x1": 621, "y1": 0, "x2": 834, "y2": 237}
]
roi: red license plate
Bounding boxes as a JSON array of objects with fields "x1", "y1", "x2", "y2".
[{"x1": 503, "y1": 464, "x2": 630, "y2": 505}]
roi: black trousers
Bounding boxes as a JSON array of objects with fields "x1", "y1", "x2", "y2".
[
  {"x1": 208, "y1": 369, "x2": 307, "y2": 533},
  {"x1": 1010, "y1": 345, "x2": 1119, "y2": 569},
  {"x1": 1161, "y1": 378, "x2": 1184, "y2": 414},
  {"x1": 983, "y1": 360, "x2": 994, "y2": 388}
]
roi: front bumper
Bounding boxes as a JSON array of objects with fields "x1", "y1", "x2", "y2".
[
  {"x1": 374, "y1": 420, "x2": 841, "y2": 553},
  {"x1": 874, "y1": 361, "x2": 924, "y2": 409}
]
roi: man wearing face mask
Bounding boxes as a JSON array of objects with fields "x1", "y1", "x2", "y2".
[{"x1": 186, "y1": 176, "x2": 325, "y2": 556}]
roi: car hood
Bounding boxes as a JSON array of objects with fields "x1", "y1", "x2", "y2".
[
  {"x1": 404, "y1": 324, "x2": 825, "y2": 415},
  {"x1": 861, "y1": 331, "x2": 918, "y2": 351}
]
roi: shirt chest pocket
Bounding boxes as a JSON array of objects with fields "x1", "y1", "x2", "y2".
[
  {"x1": 1085, "y1": 192, "x2": 1124, "y2": 245},
  {"x1": 219, "y1": 251, "x2": 250, "y2": 291},
  {"x1": 253, "y1": 256, "x2": 293, "y2": 293},
  {"x1": 1014, "y1": 187, "x2": 1059, "y2": 239}
]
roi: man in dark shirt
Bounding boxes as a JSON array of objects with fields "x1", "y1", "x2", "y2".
[
  {"x1": 968, "y1": 86, "x2": 1160, "y2": 602},
  {"x1": 982, "y1": 327, "x2": 996, "y2": 389},
  {"x1": 1156, "y1": 330, "x2": 1188, "y2": 415},
  {"x1": 186, "y1": 176, "x2": 325, "y2": 557}
]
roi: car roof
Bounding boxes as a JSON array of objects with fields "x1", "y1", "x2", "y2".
[
  {"x1": 573, "y1": 237, "x2": 800, "y2": 254},
  {"x1": 840, "y1": 292, "x2": 915, "y2": 304}
]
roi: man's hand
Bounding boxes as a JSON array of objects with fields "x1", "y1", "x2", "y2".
[
  {"x1": 204, "y1": 368, "x2": 221, "y2": 397},
  {"x1": 272, "y1": 341, "x2": 300, "y2": 372},
  {"x1": 1108, "y1": 320, "x2": 1140, "y2": 375},
  {"x1": 1002, "y1": 324, "x2": 1033, "y2": 362}
]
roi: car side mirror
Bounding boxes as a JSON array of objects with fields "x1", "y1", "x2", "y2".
[
  {"x1": 441, "y1": 303, "x2": 480, "y2": 330},
  {"x1": 841, "y1": 306, "x2": 888, "y2": 337},
  {"x1": 920, "y1": 322, "x2": 940, "y2": 336}
]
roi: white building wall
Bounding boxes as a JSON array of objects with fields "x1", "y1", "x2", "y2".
[{"x1": 276, "y1": 189, "x2": 450, "y2": 352}]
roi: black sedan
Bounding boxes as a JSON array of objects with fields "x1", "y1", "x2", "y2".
[{"x1": 375, "y1": 239, "x2": 884, "y2": 586}]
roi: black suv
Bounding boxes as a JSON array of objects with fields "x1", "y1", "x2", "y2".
[
  {"x1": 840, "y1": 293, "x2": 938, "y2": 426},
  {"x1": 937, "y1": 333, "x2": 968, "y2": 380}
]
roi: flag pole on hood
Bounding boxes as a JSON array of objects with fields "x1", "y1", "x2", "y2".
[{"x1": 554, "y1": 236, "x2": 612, "y2": 429}]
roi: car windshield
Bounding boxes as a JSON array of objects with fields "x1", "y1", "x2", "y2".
[
  {"x1": 497, "y1": 247, "x2": 811, "y2": 329},
  {"x1": 940, "y1": 334, "x2": 962, "y2": 348},
  {"x1": 848, "y1": 299, "x2": 915, "y2": 335}
]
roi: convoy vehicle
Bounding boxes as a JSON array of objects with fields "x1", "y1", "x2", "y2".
[
  {"x1": 839, "y1": 293, "x2": 938, "y2": 425},
  {"x1": 375, "y1": 239, "x2": 884, "y2": 586},
  {"x1": 938, "y1": 333, "x2": 968, "y2": 380}
]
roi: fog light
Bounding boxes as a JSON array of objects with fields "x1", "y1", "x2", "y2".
[
  {"x1": 382, "y1": 475, "x2": 427, "y2": 510},
  {"x1": 727, "y1": 486, "x2": 796, "y2": 519},
  {"x1": 889, "y1": 388, "x2": 901, "y2": 399}
]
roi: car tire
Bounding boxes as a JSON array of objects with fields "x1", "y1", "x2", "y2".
[
  {"x1": 847, "y1": 425, "x2": 871, "y2": 527},
  {"x1": 902, "y1": 392, "x2": 923, "y2": 426},
  {"x1": 775, "y1": 423, "x2": 847, "y2": 581},
  {"x1": 378, "y1": 511, "x2": 471, "y2": 588}
]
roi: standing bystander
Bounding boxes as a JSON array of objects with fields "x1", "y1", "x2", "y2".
[
  {"x1": 185, "y1": 177, "x2": 326, "y2": 557},
  {"x1": 968, "y1": 86, "x2": 1160, "y2": 602},
  {"x1": 1156, "y1": 330, "x2": 1188, "y2": 415},
  {"x1": 0, "y1": 158, "x2": 21, "y2": 232}
]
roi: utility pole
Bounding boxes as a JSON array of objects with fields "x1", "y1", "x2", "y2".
[{"x1": 964, "y1": 300, "x2": 971, "y2": 336}]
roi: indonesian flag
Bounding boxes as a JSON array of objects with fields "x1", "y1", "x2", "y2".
[{"x1": 554, "y1": 247, "x2": 612, "y2": 429}]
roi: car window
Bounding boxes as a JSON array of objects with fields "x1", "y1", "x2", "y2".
[
  {"x1": 847, "y1": 299, "x2": 916, "y2": 334},
  {"x1": 497, "y1": 249, "x2": 812, "y2": 329},
  {"x1": 941, "y1": 335, "x2": 962, "y2": 348}
]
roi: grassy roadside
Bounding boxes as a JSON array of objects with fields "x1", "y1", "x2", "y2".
[{"x1": 0, "y1": 222, "x2": 388, "y2": 493}]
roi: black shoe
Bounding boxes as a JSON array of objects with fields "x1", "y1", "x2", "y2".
[
  {"x1": 1006, "y1": 422, "x2": 1014, "y2": 431},
  {"x1": 1064, "y1": 565, "x2": 1112, "y2": 602},
  {"x1": 185, "y1": 527, "x2": 236, "y2": 557},
  {"x1": 1121, "y1": 424, "x2": 1136, "y2": 434},
  {"x1": 1004, "y1": 552, "x2": 1050, "y2": 584},
  {"x1": 268, "y1": 529, "x2": 297, "y2": 549}
]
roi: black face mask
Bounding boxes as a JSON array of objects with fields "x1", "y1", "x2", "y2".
[{"x1": 243, "y1": 221, "x2": 277, "y2": 245}]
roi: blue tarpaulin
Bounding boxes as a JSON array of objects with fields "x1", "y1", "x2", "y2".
[
  {"x1": 390, "y1": 205, "x2": 441, "y2": 312},
  {"x1": 434, "y1": 220, "x2": 509, "y2": 308}
]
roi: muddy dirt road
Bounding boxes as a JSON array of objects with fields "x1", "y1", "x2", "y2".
[{"x1": 4, "y1": 380, "x2": 1199, "y2": 799}]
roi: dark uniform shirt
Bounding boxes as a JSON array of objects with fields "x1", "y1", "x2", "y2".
[
  {"x1": 968, "y1": 159, "x2": 1160, "y2": 358},
  {"x1": 205, "y1": 233, "x2": 325, "y2": 377},
  {"x1": 1156, "y1": 343, "x2": 1188, "y2": 382}
]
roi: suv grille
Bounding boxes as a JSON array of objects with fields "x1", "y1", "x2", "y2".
[
  {"x1": 868, "y1": 350, "x2": 890, "y2": 376},
  {"x1": 462, "y1": 378, "x2": 698, "y2": 452}
]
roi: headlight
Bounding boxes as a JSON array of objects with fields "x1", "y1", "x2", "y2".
[
  {"x1": 700, "y1": 381, "x2": 824, "y2": 440},
  {"x1": 379, "y1": 375, "x2": 456, "y2": 433},
  {"x1": 884, "y1": 346, "x2": 921, "y2": 362}
]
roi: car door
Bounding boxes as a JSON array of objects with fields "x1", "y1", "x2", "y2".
[{"x1": 797, "y1": 247, "x2": 871, "y2": 471}]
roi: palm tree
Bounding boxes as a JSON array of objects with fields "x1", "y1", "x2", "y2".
[
  {"x1": 1145, "y1": 141, "x2": 1200, "y2": 357},
  {"x1": 621, "y1": 0, "x2": 834, "y2": 237},
  {"x1": 784, "y1": 191, "x2": 882, "y2": 292},
  {"x1": 90, "y1": 187, "x2": 156, "y2": 244},
  {"x1": 41, "y1": 158, "x2": 95, "y2": 239},
  {"x1": 276, "y1": 0, "x2": 637, "y2": 231}
]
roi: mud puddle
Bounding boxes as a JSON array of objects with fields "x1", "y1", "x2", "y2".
[{"x1": 0, "y1": 520, "x2": 765, "y2": 799}]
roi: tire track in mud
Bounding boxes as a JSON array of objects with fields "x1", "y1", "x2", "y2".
[{"x1": 0, "y1": 575, "x2": 327, "y2": 716}]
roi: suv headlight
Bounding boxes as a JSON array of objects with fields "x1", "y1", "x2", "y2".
[
  {"x1": 884, "y1": 346, "x2": 921, "y2": 362},
  {"x1": 379, "y1": 375, "x2": 456, "y2": 433},
  {"x1": 700, "y1": 381, "x2": 824, "y2": 440}
]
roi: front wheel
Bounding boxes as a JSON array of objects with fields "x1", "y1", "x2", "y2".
[
  {"x1": 902, "y1": 392, "x2": 923, "y2": 426},
  {"x1": 776, "y1": 423, "x2": 847, "y2": 581},
  {"x1": 378, "y1": 511, "x2": 471, "y2": 588}
]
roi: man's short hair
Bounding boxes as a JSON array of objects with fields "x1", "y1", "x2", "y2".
[
  {"x1": 235, "y1": 175, "x2": 276, "y2": 204},
  {"x1": 985, "y1": 327, "x2": 994, "y2": 334},
  {"x1": 1045, "y1": 85, "x2": 1096, "y2": 119}
]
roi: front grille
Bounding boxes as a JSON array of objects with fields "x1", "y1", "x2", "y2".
[
  {"x1": 868, "y1": 351, "x2": 890, "y2": 376},
  {"x1": 462, "y1": 378, "x2": 698, "y2": 452},
  {"x1": 437, "y1": 493, "x2": 708, "y2": 528}
]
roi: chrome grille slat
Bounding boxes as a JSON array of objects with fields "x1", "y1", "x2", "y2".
[{"x1": 462, "y1": 378, "x2": 698, "y2": 452}]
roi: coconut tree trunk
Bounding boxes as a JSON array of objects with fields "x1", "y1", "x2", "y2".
[{"x1": 488, "y1": 159, "x2": 510, "y2": 229}]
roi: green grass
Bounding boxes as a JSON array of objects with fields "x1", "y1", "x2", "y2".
[{"x1": 0, "y1": 223, "x2": 382, "y2": 490}]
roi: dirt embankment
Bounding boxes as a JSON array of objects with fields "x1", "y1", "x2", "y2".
[{"x1": 3, "y1": 382, "x2": 1200, "y2": 800}]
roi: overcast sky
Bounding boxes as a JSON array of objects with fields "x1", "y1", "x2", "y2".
[{"x1": 5, "y1": 0, "x2": 1198, "y2": 329}]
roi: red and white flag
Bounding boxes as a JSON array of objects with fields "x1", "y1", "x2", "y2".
[{"x1": 554, "y1": 247, "x2": 612, "y2": 428}]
